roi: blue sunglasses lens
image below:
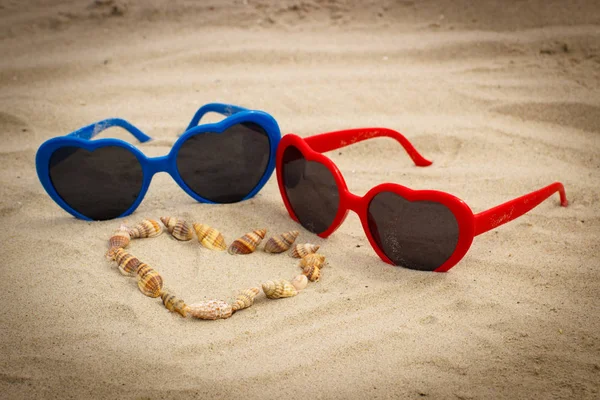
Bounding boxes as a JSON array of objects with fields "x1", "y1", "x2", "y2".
[
  {"x1": 176, "y1": 122, "x2": 270, "y2": 203},
  {"x1": 49, "y1": 146, "x2": 143, "y2": 220}
]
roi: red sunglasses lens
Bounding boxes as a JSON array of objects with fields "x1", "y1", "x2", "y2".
[
  {"x1": 281, "y1": 145, "x2": 339, "y2": 234},
  {"x1": 367, "y1": 192, "x2": 459, "y2": 271},
  {"x1": 176, "y1": 122, "x2": 270, "y2": 203}
]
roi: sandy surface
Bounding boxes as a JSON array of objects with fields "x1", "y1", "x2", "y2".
[{"x1": 1, "y1": 1, "x2": 599, "y2": 399}]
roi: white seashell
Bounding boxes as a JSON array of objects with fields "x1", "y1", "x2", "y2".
[
  {"x1": 188, "y1": 300, "x2": 233, "y2": 320},
  {"x1": 290, "y1": 274, "x2": 308, "y2": 291}
]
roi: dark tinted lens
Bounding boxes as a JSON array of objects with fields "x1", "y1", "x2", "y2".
[
  {"x1": 176, "y1": 122, "x2": 270, "y2": 203},
  {"x1": 367, "y1": 192, "x2": 459, "y2": 271},
  {"x1": 49, "y1": 146, "x2": 143, "y2": 220},
  {"x1": 281, "y1": 145, "x2": 339, "y2": 234}
]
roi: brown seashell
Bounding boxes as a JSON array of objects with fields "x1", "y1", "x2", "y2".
[
  {"x1": 299, "y1": 253, "x2": 327, "y2": 269},
  {"x1": 262, "y1": 279, "x2": 298, "y2": 299},
  {"x1": 106, "y1": 228, "x2": 130, "y2": 258},
  {"x1": 231, "y1": 287, "x2": 260, "y2": 312},
  {"x1": 127, "y1": 219, "x2": 162, "y2": 239},
  {"x1": 188, "y1": 300, "x2": 233, "y2": 320},
  {"x1": 291, "y1": 274, "x2": 309, "y2": 291},
  {"x1": 302, "y1": 265, "x2": 321, "y2": 282},
  {"x1": 192, "y1": 223, "x2": 226, "y2": 251},
  {"x1": 290, "y1": 243, "x2": 320, "y2": 258},
  {"x1": 136, "y1": 264, "x2": 163, "y2": 298},
  {"x1": 228, "y1": 229, "x2": 267, "y2": 255},
  {"x1": 160, "y1": 216, "x2": 193, "y2": 241},
  {"x1": 112, "y1": 248, "x2": 142, "y2": 276},
  {"x1": 264, "y1": 230, "x2": 299, "y2": 253},
  {"x1": 161, "y1": 291, "x2": 188, "y2": 317}
]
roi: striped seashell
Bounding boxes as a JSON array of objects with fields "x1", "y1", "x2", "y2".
[
  {"x1": 112, "y1": 248, "x2": 142, "y2": 276},
  {"x1": 290, "y1": 243, "x2": 320, "y2": 258},
  {"x1": 160, "y1": 216, "x2": 193, "y2": 241},
  {"x1": 228, "y1": 229, "x2": 267, "y2": 255},
  {"x1": 231, "y1": 287, "x2": 260, "y2": 312},
  {"x1": 192, "y1": 223, "x2": 226, "y2": 251},
  {"x1": 188, "y1": 300, "x2": 233, "y2": 320},
  {"x1": 136, "y1": 264, "x2": 163, "y2": 298},
  {"x1": 262, "y1": 279, "x2": 298, "y2": 299},
  {"x1": 127, "y1": 219, "x2": 162, "y2": 239},
  {"x1": 106, "y1": 228, "x2": 130, "y2": 258},
  {"x1": 299, "y1": 253, "x2": 327, "y2": 269},
  {"x1": 264, "y1": 230, "x2": 299, "y2": 254},
  {"x1": 161, "y1": 291, "x2": 189, "y2": 317},
  {"x1": 291, "y1": 274, "x2": 309, "y2": 291},
  {"x1": 302, "y1": 265, "x2": 321, "y2": 282}
]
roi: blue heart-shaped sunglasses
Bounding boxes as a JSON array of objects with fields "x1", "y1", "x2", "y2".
[{"x1": 36, "y1": 103, "x2": 281, "y2": 221}]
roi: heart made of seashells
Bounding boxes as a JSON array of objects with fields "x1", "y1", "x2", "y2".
[{"x1": 106, "y1": 218, "x2": 326, "y2": 320}]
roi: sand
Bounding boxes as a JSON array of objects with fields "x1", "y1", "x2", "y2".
[{"x1": 1, "y1": 1, "x2": 599, "y2": 398}]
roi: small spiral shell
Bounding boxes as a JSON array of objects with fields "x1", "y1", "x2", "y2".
[
  {"x1": 264, "y1": 231, "x2": 299, "y2": 254},
  {"x1": 302, "y1": 265, "x2": 321, "y2": 282},
  {"x1": 290, "y1": 243, "x2": 320, "y2": 258},
  {"x1": 188, "y1": 300, "x2": 233, "y2": 320},
  {"x1": 262, "y1": 279, "x2": 298, "y2": 299},
  {"x1": 299, "y1": 253, "x2": 327, "y2": 269},
  {"x1": 291, "y1": 274, "x2": 309, "y2": 291},
  {"x1": 127, "y1": 219, "x2": 162, "y2": 239},
  {"x1": 112, "y1": 248, "x2": 142, "y2": 276},
  {"x1": 231, "y1": 287, "x2": 260, "y2": 312},
  {"x1": 161, "y1": 291, "x2": 189, "y2": 317},
  {"x1": 136, "y1": 264, "x2": 163, "y2": 298},
  {"x1": 160, "y1": 216, "x2": 193, "y2": 241},
  {"x1": 193, "y1": 223, "x2": 226, "y2": 251},
  {"x1": 106, "y1": 228, "x2": 130, "y2": 258},
  {"x1": 228, "y1": 229, "x2": 267, "y2": 255}
]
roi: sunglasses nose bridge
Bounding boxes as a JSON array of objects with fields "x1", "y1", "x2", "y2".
[
  {"x1": 346, "y1": 192, "x2": 363, "y2": 214},
  {"x1": 146, "y1": 155, "x2": 170, "y2": 177}
]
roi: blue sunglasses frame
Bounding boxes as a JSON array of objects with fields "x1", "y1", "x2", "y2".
[{"x1": 36, "y1": 103, "x2": 281, "y2": 220}]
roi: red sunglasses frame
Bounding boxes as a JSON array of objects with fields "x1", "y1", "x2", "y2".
[{"x1": 275, "y1": 128, "x2": 568, "y2": 272}]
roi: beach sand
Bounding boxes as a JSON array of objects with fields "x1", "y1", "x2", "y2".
[{"x1": 1, "y1": 1, "x2": 599, "y2": 398}]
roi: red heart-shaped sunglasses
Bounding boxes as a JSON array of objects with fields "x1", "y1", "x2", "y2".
[{"x1": 275, "y1": 128, "x2": 567, "y2": 272}]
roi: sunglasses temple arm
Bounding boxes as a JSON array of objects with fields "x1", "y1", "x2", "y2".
[
  {"x1": 183, "y1": 103, "x2": 250, "y2": 132},
  {"x1": 473, "y1": 182, "x2": 568, "y2": 236},
  {"x1": 303, "y1": 128, "x2": 433, "y2": 167},
  {"x1": 68, "y1": 118, "x2": 152, "y2": 143}
]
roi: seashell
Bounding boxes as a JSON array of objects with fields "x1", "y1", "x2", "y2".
[
  {"x1": 231, "y1": 287, "x2": 260, "y2": 312},
  {"x1": 262, "y1": 279, "x2": 298, "y2": 299},
  {"x1": 290, "y1": 243, "x2": 320, "y2": 258},
  {"x1": 127, "y1": 219, "x2": 162, "y2": 239},
  {"x1": 228, "y1": 229, "x2": 267, "y2": 255},
  {"x1": 192, "y1": 223, "x2": 226, "y2": 251},
  {"x1": 160, "y1": 216, "x2": 193, "y2": 241},
  {"x1": 291, "y1": 274, "x2": 309, "y2": 291},
  {"x1": 112, "y1": 248, "x2": 142, "y2": 276},
  {"x1": 188, "y1": 300, "x2": 233, "y2": 320},
  {"x1": 264, "y1": 230, "x2": 299, "y2": 254},
  {"x1": 136, "y1": 264, "x2": 163, "y2": 298},
  {"x1": 299, "y1": 253, "x2": 327, "y2": 269},
  {"x1": 302, "y1": 265, "x2": 321, "y2": 282},
  {"x1": 106, "y1": 228, "x2": 130, "y2": 258},
  {"x1": 161, "y1": 291, "x2": 189, "y2": 317}
]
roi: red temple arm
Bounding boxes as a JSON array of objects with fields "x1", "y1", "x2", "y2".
[
  {"x1": 473, "y1": 182, "x2": 568, "y2": 236},
  {"x1": 303, "y1": 128, "x2": 432, "y2": 167}
]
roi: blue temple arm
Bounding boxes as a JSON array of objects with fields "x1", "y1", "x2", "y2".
[
  {"x1": 184, "y1": 103, "x2": 250, "y2": 132},
  {"x1": 67, "y1": 118, "x2": 152, "y2": 143}
]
